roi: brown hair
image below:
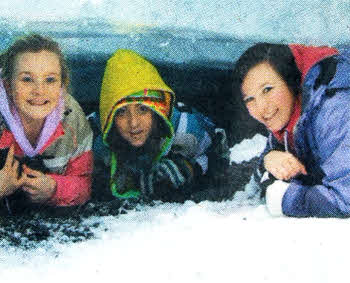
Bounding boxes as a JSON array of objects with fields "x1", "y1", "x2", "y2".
[
  {"x1": 233, "y1": 43, "x2": 301, "y2": 99},
  {"x1": 0, "y1": 33, "x2": 70, "y2": 88}
]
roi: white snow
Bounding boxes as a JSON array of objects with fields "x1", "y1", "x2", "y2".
[
  {"x1": 2, "y1": 200, "x2": 350, "y2": 282},
  {"x1": 0, "y1": 1, "x2": 348, "y2": 282},
  {"x1": 1, "y1": 134, "x2": 349, "y2": 283},
  {"x1": 230, "y1": 133, "x2": 267, "y2": 164}
]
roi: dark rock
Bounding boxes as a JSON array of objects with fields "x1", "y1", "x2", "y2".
[{"x1": 0, "y1": 158, "x2": 259, "y2": 250}]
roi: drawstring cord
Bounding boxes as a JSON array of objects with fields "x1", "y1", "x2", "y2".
[
  {"x1": 4, "y1": 197, "x2": 11, "y2": 215},
  {"x1": 283, "y1": 131, "x2": 289, "y2": 152},
  {"x1": 269, "y1": 130, "x2": 290, "y2": 153}
]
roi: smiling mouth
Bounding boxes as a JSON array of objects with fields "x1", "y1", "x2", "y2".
[
  {"x1": 263, "y1": 109, "x2": 278, "y2": 123},
  {"x1": 27, "y1": 100, "x2": 49, "y2": 106},
  {"x1": 129, "y1": 131, "x2": 143, "y2": 137}
]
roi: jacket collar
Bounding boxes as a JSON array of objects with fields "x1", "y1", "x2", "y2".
[
  {"x1": 289, "y1": 44, "x2": 338, "y2": 84},
  {"x1": 272, "y1": 96, "x2": 301, "y2": 151},
  {"x1": 0, "y1": 78, "x2": 64, "y2": 157},
  {"x1": 0, "y1": 122, "x2": 64, "y2": 157}
]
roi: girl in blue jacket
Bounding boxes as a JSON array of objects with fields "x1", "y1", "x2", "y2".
[{"x1": 233, "y1": 43, "x2": 350, "y2": 218}]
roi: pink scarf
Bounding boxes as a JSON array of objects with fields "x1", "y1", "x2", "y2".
[{"x1": 0, "y1": 78, "x2": 64, "y2": 157}]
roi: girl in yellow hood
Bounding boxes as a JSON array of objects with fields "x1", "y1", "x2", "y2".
[{"x1": 96, "y1": 49, "x2": 229, "y2": 201}]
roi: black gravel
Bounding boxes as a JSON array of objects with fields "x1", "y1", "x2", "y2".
[{"x1": 0, "y1": 158, "x2": 258, "y2": 250}]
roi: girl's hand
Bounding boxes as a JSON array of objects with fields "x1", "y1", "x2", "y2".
[
  {"x1": 22, "y1": 166, "x2": 57, "y2": 204},
  {"x1": 264, "y1": 150, "x2": 307, "y2": 181},
  {"x1": 0, "y1": 145, "x2": 25, "y2": 198}
]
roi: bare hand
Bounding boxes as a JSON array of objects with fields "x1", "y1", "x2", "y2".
[
  {"x1": 264, "y1": 150, "x2": 307, "y2": 181},
  {"x1": 22, "y1": 166, "x2": 57, "y2": 204},
  {"x1": 0, "y1": 145, "x2": 25, "y2": 198}
]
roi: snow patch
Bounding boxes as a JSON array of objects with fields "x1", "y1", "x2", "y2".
[
  {"x1": 1, "y1": 199, "x2": 350, "y2": 283},
  {"x1": 0, "y1": 134, "x2": 349, "y2": 282},
  {"x1": 230, "y1": 134, "x2": 267, "y2": 164}
]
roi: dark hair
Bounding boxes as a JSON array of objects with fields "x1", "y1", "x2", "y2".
[
  {"x1": 0, "y1": 33, "x2": 69, "y2": 88},
  {"x1": 232, "y1": 43, "x2": 301, "y2": 98},
  {"x1": 107, "y1": 111, "x2": 169, "y2": 161}
]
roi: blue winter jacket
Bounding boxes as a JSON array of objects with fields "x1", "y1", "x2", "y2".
[
  {"x1": 92, "y1": 104, "x2": 228, "y2": 200},
  {"x1": 254, "y1": 48, "x2": 350, "y2": 217}
]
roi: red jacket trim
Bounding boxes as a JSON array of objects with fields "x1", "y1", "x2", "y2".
[
  {"x1": 289, "y1": 44, "x2": 338, "y2": 84},
  {"x1": 0, "y1": 123, "x2": 65, "y2": 156},
  {"x1": 48, "y1": 151, "x2": 93, "y2": 206},
  {"x1": 0, "y1": 122, "x2": 92, "y2": 206}
]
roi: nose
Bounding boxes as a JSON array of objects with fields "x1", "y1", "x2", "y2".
[
  {"x1": 255, "y1": 95, "x2": 270, "y2": 115},
  {"x1": 128, "y1": 109, "x2": 140, "y2": 128},
  {"x1": 32, "y1": 81, "x2": 45, "y2": 95}
]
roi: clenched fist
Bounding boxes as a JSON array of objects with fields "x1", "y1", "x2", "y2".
[{"x1": 264, "y1": 150, "x2": 307, "y2": 181}]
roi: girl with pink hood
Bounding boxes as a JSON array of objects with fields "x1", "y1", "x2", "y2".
[{"x1": 0, "y1": 34, "x2": 93, "y2": 214}]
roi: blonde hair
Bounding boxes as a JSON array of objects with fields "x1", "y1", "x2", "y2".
[{"x1": 0, "y1": 33, "x2": 70, "y2": 88}]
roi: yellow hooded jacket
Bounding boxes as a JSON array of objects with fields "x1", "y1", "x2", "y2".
[{"x1": 99, "y1": 49, "x2": 176, "y2": 198}]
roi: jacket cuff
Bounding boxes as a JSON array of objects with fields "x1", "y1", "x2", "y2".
[
  {"x1": 46, "y1": 174, "x2": 91, "y2": 206},
  {"x1": 265, "y1": 180, "x2": 289, "y2": 217},
  {"x1": 46, "y1": 174, "x2": 67, "y2": 206}
]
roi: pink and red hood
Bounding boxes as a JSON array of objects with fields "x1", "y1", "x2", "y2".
[
  {"x1": 272, "y1": 44, "x2": 338, "y2": 145},
  {"x1": 289, "y1": 44, "x2": 338, "y2": 84}
]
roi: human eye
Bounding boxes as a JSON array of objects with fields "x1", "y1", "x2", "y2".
[
  {"x1": 262, "y1": 85, "x2": 273, "y2": 94},
  {"x1": 21, "y1": 76, "x2": 33, "y2": 83},
  {"x1": 46, "y1": 76, "x2": 57, "y2": 83},
  {"x1": 243, "y1": 96, "x2": 254, "y2": 105},
  {"x1": 138, "y1": 104, "x2": 150, "y2": 114},
  {"x1": 116, "y1": 106, "x2": 127, "y2": 116}
]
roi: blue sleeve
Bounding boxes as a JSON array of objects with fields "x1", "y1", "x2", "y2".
[
  {"x1": 93, "y1": 134, "x2": 110, "y2": 166},
  {"x1": 282, "y1": 89, "x2": 350, "y2": 217},
  {"x1": 171, "y1": 106, "x2": 214, "y2": 174}
]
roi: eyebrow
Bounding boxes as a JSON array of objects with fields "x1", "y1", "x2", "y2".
[
  {"x1": 259, "y1": 82, "x2": 271, "y2": 89},
  {"x1": 242, "y1": 81, "x2": 272, "y2": 98},
  {"x1": 17, "y1": 71, "x2": 60, "y2": 76},
  {"x1": 242, "y1": 93, "x2": 255, "y2": 100}
]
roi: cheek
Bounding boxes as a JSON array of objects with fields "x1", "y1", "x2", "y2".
[
  {"x1": 274, "y1": 92, "x2": 295, "y2": 115},
  {"x1": 115, "y1": 117, "x2": 126, "y2": 134},
  {"x1": 141, "y1": 112, "x2": 153, "y2": 129},
  {"x1": 142, "y1": 115, "x2": 154, "y2": 138},
  {"x1": 246, "y1": 103, "x2": 261, "y2": 120},
  {"x1": 273, "y1": 92, "x2": 287, "y2": 106},
  {"x1": 12, "y1": 90, "x2": 25, "y2": 105},
  {"x1": 48, "y1": 85, "x2": 61, "y2": 98},
  {"x1": 12, "y1": 82, "x2": 26, "y2": 96}
]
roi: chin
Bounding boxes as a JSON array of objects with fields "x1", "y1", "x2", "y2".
[
  {"x1": 128, "y1": 139, "x2": 146, "y2": 148},
  {"x1": 25, "y1": 112, "x2": 52, "y2": 122},
  {"x1": 270, "y1": 123, "x2": 288, "y2": 132},
  {"x1": 266, "y1": 124, "x2": 280, "y2": 132},
  {"x1": 21, "y1": 105, "x2": 55, "y2": 120}
]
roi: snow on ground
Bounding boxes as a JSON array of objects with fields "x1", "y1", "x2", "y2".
[
  {"x1": 2, "y1": 199, "x2": 350, "y2": 282},
  {"x1": 0, "y1": 2, "x2": 349, "y2": 280},
  {"x1": 1, "y1": 134, "x2": 349, "y2": 283}
]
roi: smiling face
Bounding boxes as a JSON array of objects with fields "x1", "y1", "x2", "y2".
[
  {"x1": 241, "y1": 62, "x2": 296, "y2": 132},
  {"x1": 114, "y1": 103, "x2": 154, "y2": 147},
  {"x1": 9, "y1": 50, "x2": 62, "y2": 124}
]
